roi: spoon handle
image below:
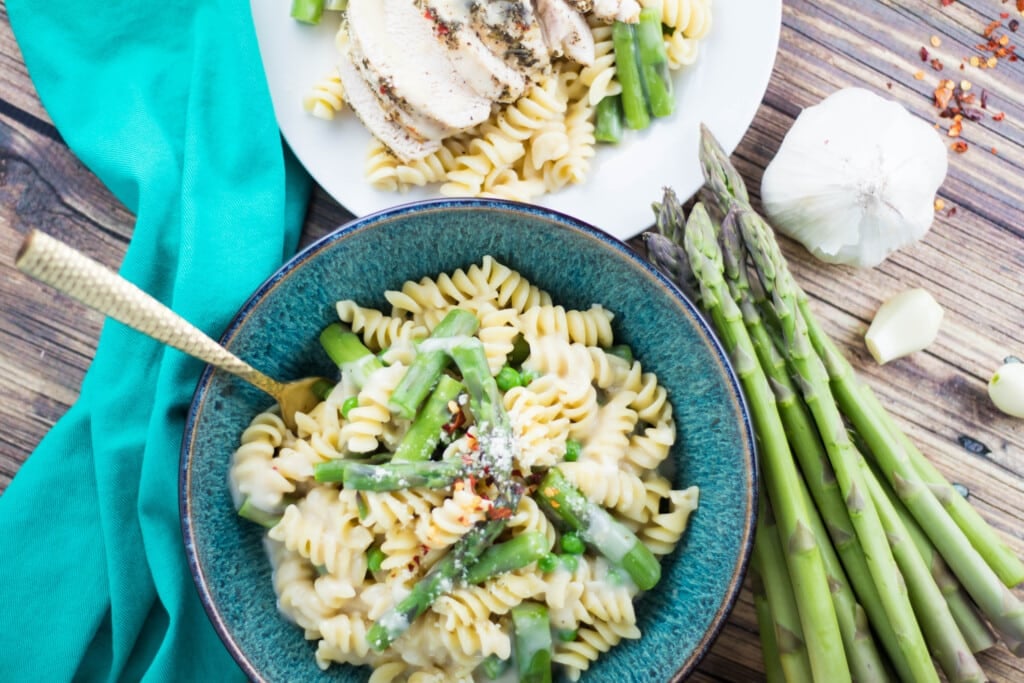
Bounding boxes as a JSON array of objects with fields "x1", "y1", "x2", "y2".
[{"x1": 15, "y1": 230, "x2": 284, "y2": 397}]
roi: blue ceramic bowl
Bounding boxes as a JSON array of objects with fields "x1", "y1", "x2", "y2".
[{"x1": 180, "y1": 198, "x2": 757, "y2": 682}]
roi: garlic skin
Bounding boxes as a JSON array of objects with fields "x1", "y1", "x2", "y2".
[
  {"x1": 864, "y1": 288, "x2": 944, "y2": 364},
  {"x1": 760, "y1": 88, "x2": 948, "y2": 268},
  {"x1": 989, "y1": 359, "x2": 1024, "y2": 418}
]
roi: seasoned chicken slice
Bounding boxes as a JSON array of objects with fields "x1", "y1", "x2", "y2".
[
  {"x1": 468, "y1": 0, "x2": 552, "y2": 76},
  {"x1": 535, "y1": 0, "x2": 596, "y2": 66},
  {"x1": 335, "y1": 41, "x2": 441, "y2": 162},
  {"x1": 346, "y1": 0, "x2": 493, "y2": 141},
  {"x1": 585, "y1": 0, "x2": 642, "y2": 23},
  {"x1": 418, "y1": 0, "x2": 528, "y2": 103}
]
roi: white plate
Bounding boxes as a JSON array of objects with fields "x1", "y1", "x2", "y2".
[{"x1": 251, "y1": 0, "x2": 782, "y2": 240}]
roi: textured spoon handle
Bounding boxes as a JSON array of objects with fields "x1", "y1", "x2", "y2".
[{"x1": 15, "y1": 230, "x2": 282, "y2": 397}]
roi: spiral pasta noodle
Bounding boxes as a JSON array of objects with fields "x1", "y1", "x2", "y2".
[{"x1": 303, "y1": 70, "x2": 346, "y2": 120}]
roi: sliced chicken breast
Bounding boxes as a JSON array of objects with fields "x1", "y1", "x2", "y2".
[
  {"x1": 590, "y1": 0, "x2": 641, "y2": 23},
  {"x1": 335, "y1": 42, "x2": 442, "y2": 162},
  {"x1": 346, "y1": 0, "x2": 493, "y2": 140},
  {"x1": 467, "y1": 0, "x2": 552, "y2": 76},
  {"x1": 535, "y1": 0, "x2": 596, "y2": 66},
  {"x1": 419, "y1": 0, "x2": 529, "y2": 103}
]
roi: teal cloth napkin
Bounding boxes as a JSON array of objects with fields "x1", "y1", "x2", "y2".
[{"x1": 0, "y1": 1, "x2": 311, "y2": 680}]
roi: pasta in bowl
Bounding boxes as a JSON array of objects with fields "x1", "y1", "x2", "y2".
[{"x1": 180, "y1": 199, "x2": 756, "y2": 682}]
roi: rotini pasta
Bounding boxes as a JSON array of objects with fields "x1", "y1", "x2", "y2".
[{"x1": 229, "y1": 257, "x2": 699, "y2": 681}]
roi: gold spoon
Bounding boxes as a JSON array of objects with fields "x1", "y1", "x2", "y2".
[{"x1": 15, "y1": 230, "x2": 327, "y2": 431}]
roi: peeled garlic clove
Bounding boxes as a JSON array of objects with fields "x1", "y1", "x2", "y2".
[
  {"x1": 864, "y1": 288, "x2": 944, "y2": 364},
  {"x1": 989, "y1": 360, "x2": 1024, "y2": 418}
]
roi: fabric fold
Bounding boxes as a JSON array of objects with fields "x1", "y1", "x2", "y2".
[{"x1": 0, "y1": 1, "x2": 312, "y2": 680}]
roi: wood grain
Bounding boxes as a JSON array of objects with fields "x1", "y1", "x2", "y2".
[{"x1": 1, "y1": 0, "x2": 1023, "y2": 680}]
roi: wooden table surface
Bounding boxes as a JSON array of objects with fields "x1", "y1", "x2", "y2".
[{"x1": 2, "y1": 1, "x2": 1023, "y2": 680}]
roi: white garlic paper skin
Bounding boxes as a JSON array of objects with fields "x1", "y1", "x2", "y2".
[{"x1": 760, "y1": 88, "x2": 949, "y2": 268}]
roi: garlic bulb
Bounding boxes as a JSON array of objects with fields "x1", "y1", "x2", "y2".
[
  {"x1": 989, "y1": 358, "x2": 1024, "y2": 418},
  {"x1": 863, "y1": 288, "x2": 944, "y2": 364},
  {"x1": 760, "y1": 88, "x2": 948, "y2": 268}
]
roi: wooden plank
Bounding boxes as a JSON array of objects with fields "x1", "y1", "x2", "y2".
[{"x1": 0, "y1": 1, "x2": 1022, "y2": 681}]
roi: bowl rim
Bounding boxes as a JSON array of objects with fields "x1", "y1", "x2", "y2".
[{"x1": 179, "y1": 196, "x2": 758, "y2": 683}]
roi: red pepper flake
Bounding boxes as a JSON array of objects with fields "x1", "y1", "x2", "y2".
[
  {"x1": 1018, "y1": 0, "x2": 1024, "y2": 12},
  {"x1": 991, "y1": 147, "x2": 999, "y2": 154},
  {"x1": 952, "y1": 140, "x2": 969, "y2": 153},
  {"x1": 993, "y1": 111, "x2": 1006, "y2": 121},
  {"x1": 947, "y1": 206, "x2": 958, "y2": 217},
  {"x1": 934, "y1": 79, "x2": 955, "y2": 108},
  {"x1": 948, "y1": 118, "x2": 963, "y2": 137},
  {"x1": 930, "y1": 58, "x2": 944, "y2": 70},
  {"x1": 941, "y1": 0, "x2": 956, "y2": 6},
  {"x1": 1011, "y1": 19, "x2": 1020, "y2": 32},
  {"x1": 920, "y1": 46, "x2": 930, "y2": 61},
  {"x1": 487, "y1": 506, "x2": 513, "y2": 520}
]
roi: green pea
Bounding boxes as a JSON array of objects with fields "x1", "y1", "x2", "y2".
[
  {"x1": 559, "y1": 553, "x2": 579, "y2": 572},
  {"x1": 341, "y1": 395, "x2": 359, "y2": 418},
  {"x1": 495, "y1": 365, "x2": 522, "y2": 392},
  {"x1": 564, "y1": 439, "x2": 582, "y2": 462},
  {"x1": 560, "y1": 532, "x2": 586, "y2": 555},
  {"x1": 537, "y1": 553, "x2": 559, "y2": 573}
]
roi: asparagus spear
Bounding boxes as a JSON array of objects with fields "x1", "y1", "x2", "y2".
[
  {"x1": 535, "y1": 468, "x2": 661, "y2": 591},
  {"x1": 752, "y1": 489, "x2": 814, "y2": 683},
  {"x1": 511, "y1": 602, "x2": 553, "y2": 683},
  {"x1": 611, "y1": 21, "x2": 651, "y2": 130},
  {"x1": 594, "y1": 95, "x2": 624, "y2": 143},
  {"x1": 290, "y1": 0, "x2": 323, "y2": 24},
  {"x1": 750, "y1": 566, "x2": 787, "y2": 683},
  {"x1": 365, "y1": 518, "x2": 509, "y2": 651},
  {"x1": 636, "y1": 8, "x2": 674, "y2": 118},
  {"x1": 863, "y1": 386, "x2": 1024, "y2": 589},
  {"x1": 464, "y1": 531, "x2": 549, "y2": 585},
  {"x1": 733, "y1": 205, "x2": 936, "y2": 682},
  {"x1": 392, "y1": 374, "x2": 464, "y2": 462},
  {"x1": 237, "y1": 496, "x2": 283, "y2": 528},
  {"x1": 680, "y1": 204, "x2": 850, "y2": 682},
  {"x1": 339, "y1": 459, "x2": 467, "y2": 491},
  {"x1": 388, "y1": 308, "x2": 480, "y2": 420},
  {"x1": 872, "y1": 462, "x2": 997, "y2": 653},
  {"x1": 319, "y1": 323, "x2": 382, "y2": 388},
  {"x1": 862, "y1": 460, "x2": 986, "y2": 682},
  {"x1": 709, "y1": 204, "x2": 904, "y2": 682}
]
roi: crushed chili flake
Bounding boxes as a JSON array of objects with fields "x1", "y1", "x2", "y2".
[
  {"x1": 487, "y1": 506, "x2": 512, "y2": 520},
  {"x1": 941, "y1": 0, "x2": 955, "y2": 6},
  {"x1": 993, "y1": 111, "x2": 1006, "y2": 121},
  {"x1": 952, "y1": 140, "x2": 969, "y2": 153},
  {"x1": 948, "y1": 118, "x2": 963, "y2": 137},
  {"x1": 931, "y1": 58, "x2": 945, "y2": 70},
  {"x1": 920, "y1": 46, "x2": 930, "y2": 61},
  {"x1": 1011, "y1": 19, "x2": 1020, "y2": 32},
  {"x1": 934, "y1": 79, "x2": 955, "y2": 108},
  {"x1": 991, "y1": 146, "x2": 999, "y2": 154}
]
